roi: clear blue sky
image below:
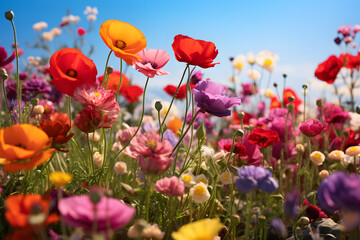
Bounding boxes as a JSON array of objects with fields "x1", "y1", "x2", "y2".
[{"x1": 1, "y1": 0, "x2": 359, "y2": 103}]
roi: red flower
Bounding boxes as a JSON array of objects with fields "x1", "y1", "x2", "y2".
[
  {"x1": 232, "y1": 111, "x2": 252, "y2": 125},
  {"x1": 283, "y1": 88, "x2": 302, "y2": 112},
  {"x1": 303, "y1": 199, "x2": 328, "y2": 222},
  {"x1": 77, "y1": 27, "x2": 87, "y2": 36},
  {"x1": 223, "y1": 142, "x2": 247, "y2": 156},
  {"x1": 121, "y1": 85, "x2": 143, "y2": 103},
  {"x1": 339, "y1": 53, "x2": 360, "y2": 70},
  {"x1": 315, "y1": 55, "x2": 342, "y2": 84},
  {"x1": 39, "y1": 119, "x2": 73, "y2": 151},
  {"x1": 163, "y1": 84, "x2": 189, "y2": 99},
  {"x1": 49, "y1": 48, "x2": 97, "y2": 96},
  {"x1": 172, "y1": 34, "x2": 219, "y2": 68},
  {"x1": 247, "y1": 128, "x2": 280, "y2": 148}
]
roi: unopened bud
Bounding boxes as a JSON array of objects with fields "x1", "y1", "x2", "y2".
[
  {"x1": 114, "y1": 161, "x2": 127, "y2": 175},
  {"x1": 30, "y1": 98, "x2": 39, "y2": 106},
  {"x1": 196, "y1": 122, "x2": 206, "y2": 140},
  {"x1": 237, "y1": 111, "x2": 245, "y2": 119},
  {"x1": 298, "y1": 216, "x2": 310, "y2": 226},
  {"x1": 343, "y1": 131, "x2": 350, "y2": 138},
  {"x1": 282, "y1": 74, "x2": 287, "y2": 79},
  {"x1": 93, "y1": 152, "x2": 103, "y2": 168},
  {"x1": 0, "y1": 68, "x2": 8, "y2": 80},
  {"x1": 106, "y1": 66, "x2": 113, "y2": 74},
  {"x1": 302, "y1": 84, "x2": 308, "y2": 89},
  {"x1": 5, "y1": 11, "x2": 14, "y2": 21},
  {"x1": 229, "y1": 57, "x2": 234, "y2": 62},
  {"x1": 258, "y1": 215, "x2": 266, "y2": 223},
  {"x1": 273, "y1": 82, "x2": 278, "y2": 88},
  {"x1": 33, "y1": 105, "x2": 44, "y2": 114},
  {"x1": 319, "y1": 170, "x2": 329, "y2": 179},
  {"x1": 88, "y1": 131, "x2": 100, "y2": 143},
  {"x1": 295, "y1": 144, "x2": 305, "y2": 153},
  {"x1": 288, "y1": 96, "x2": 295, "y2": 102},
  {"x1": 316, "y1": 99, "x2": 323, "y2": 107},
  {"x1": 235, "y1": 129, "x2": 244, "y2": 137},
  {"x1": 155, "y1": 101, "x2": 162, "y2": 112},
  {"x1": 356, "y1": 106, "x2": 360, "y2": 114}
]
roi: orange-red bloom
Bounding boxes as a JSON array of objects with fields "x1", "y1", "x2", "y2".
[
  {"x1": 97, "y1": 70, "x2": 130, "y2": 95},
  {"x1": 99, "y1": 20, "x2": 147, "y2": 65},
  {"x1": 164, "y1": 84, "x2": 192, "y2": 99},
  {"x1": 39, "y1": 119, "x2": 73, "y2": 151},
  {"x1": 49, "y1": 48, "x2": 97, "y2": 96},
  {"x1": 0, "y1": 124, "x2": 55, "y2": 173},
  {"x1": 121, "y1": 85, "x2": 143, "y2": 103},
  {"x1": 172, "y1": 34, "x2": 219, "y2": 68}
]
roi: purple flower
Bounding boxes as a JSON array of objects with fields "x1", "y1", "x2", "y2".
[
  {"x1": 235, "y1": 165, "x2": 278, "y2": 193},
  {"x1": 269, "y1": 218, "x2": 288, "y2": 239},
  {"x1": 154, "y1": 176, "x2": 185, "y2": 198},
  {"x1": 5, "y1": 80, "x2": 17, "y2": 102},
  {"x1": 47, "y1": 87, "x2": 65, "y2": 106},
  {"x1": 317, "y1": 171, "x2": 360, "y2": 212},
  {"x1": 58, "y1": 194, "x2": 135, "y2": 233},
  {"x1": 186, "y1": 108, "x2": 215, "y2": 134},
  {"x1": 163, "y1": 129, "x2": 178, "y2": 147},
  {"x1": 299, "y1": 118, "x2": 325, "y2": 137},
  {"x1": 22, "y1": 74, "x2": 51, "y2": 100},
  {"x1": 192, "y1": 81, "x2": 241, "y2": 117},
  {"x1": 0, "y1": 46, "x2": 15, "y2": 68},
  {"x1": 284, "y1": 189, "x2": 299, "y2": 218},
  {"x1": 190, "y1": 70, "x2": 203, "y2": 85}
]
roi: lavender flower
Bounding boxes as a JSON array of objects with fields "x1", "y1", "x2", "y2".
[
  {"x1": 235, "y1": 165, "x2": 278, "y2": 193},
  {"x1": 22, "y1": 74, "x2": 51, "y2": 100},
  {"x1": 192, "y1": 81, "x2": 241, "y2": 117},
  {"x1": 284, "y1": 189, "x2": 299, "y2": 218}
]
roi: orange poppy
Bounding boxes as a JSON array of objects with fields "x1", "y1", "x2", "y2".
[
  {"x1": 99, "y1": 20, "x2": 147, "y2": 65},
  {"x1": 49, "y1": 48, "x2": 97, "y2": 96},
  {"x1": 50, "y1": 112, "x2": 71, "y2": 126},
  {"x1": 97, "y1": 70, "x2": 130, "y2": 95},
  {"x1": 5, "y1": 194, "x2": 59, "y2": 227},
  {"x1": 167, "y1": 117, "x2": 182, "y2": 135},
  {"x1": 0, "y1": 124, "x2": 55, "y2": 173}
]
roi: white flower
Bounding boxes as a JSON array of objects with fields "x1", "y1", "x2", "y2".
[
  {"x1": 328, "y1": 150, "x2": 345, "y2": 161},
  {"x1": 151, "y1": 100, "x2": 179, "y2": 124},
  {"x1": 93, "y1": 152, "x2": 103, "y2": 168},
  {"x1": 232, "y1": 54, "x2": 247, "y2": 74},
  {"x1": 219, "y1": 172, "x2": 233, "y2": 185},
  {"x1": 68, "y1": 15, "x2": 80, "y2": 24},
  {"x1": 342, "y1": 154, "x2": 360, "y2": 167},
  {"x1": 310, "y1": 151, "x2": 325, "y2": 166},
  {"x1": 247, "y1": 51, "x2": 256, "y2": 65},
  {"x1": 247, "y1": 69, "x2": 261, "y2": 81},
  {"x1": 201, "y1": 146, "x2": 215, "y2": 160},
  {"x1": 256, "y1": 50, "x2": 279, "y2": 73},
  {"x1": 84, "y1": 6, "x2": 98, "y2": 15},
  {"x1": 32, "y1": 21, "x2": 48, "y2": 31},
  {"x1": 213, "y1": 150, "x2": 226, "y2": 162},
  {"x1": 114, "y1": 161, "x2": 127, "y2": 175},
  {"x1": 195, "y1": 174, "x2": 209, "y2": 185},
  {"x1": 345, "y1": 146, "x2": 360, "y2": 156},
  {"x1": 51, "y1": 27, "x2": 62, "y2": 36},
  {"x1": 349, "y1": 112, "x2": 360, "y2": 132},
  {"x1": 33, "y1": 105, "x2": 44, "y2": 114},
  {"x1": 42, "y1": 32, "x2": 53, "y2": 41},
  {"x1": 180, "y1": 173, "x2": 195, "y2": 188},
  {"x1": 87, "y1": 14, "x2": 97, "y2": 22},
  {"x1": 189, "y1": 182, "x2": 210, "y2": 204},
  {"x1": 264, "y1": 88, "x2": 276, "y2": 98}
]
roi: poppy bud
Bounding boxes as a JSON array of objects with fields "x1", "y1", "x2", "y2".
[
  {"x1": 334, "y1": 37, "x2": 341, "y2": 45},
  {"x1": 298, "y1": 216, "x2": 310, "y2": 226},
  {"x1": 5, "y1": 11, "x2": 14, "y2": 21},
  {"x1": 0, "y1": 68, "x2": 8, "y2": 80},
  {"x1": 196, "y1": 122, "x2": 206, "y2": 140},
  {"x1": 273, "y1": 82, "x2": 278, "y2": 88},
  {"x1": 106, "y1": 66, "x2": 113, "y2": 74},
  {"x1": 343, "y1": 131, "x2": 350, "y2": 137},
  {"x1": 288, "y1": 96, "x2": 295, "y2": 102},
  {"x1": 302, "y1": 84, "x2": 308, "y2": 89},
  {"x1": 155, "y1": 101, "x2": 162, "y2": 111},
  {"x1": 30, "y1": 98, "x2": 39, "y2": 106},
  {"x1": 235, "y1": 129, "x2": 244, "y2": 137},
  {"x1": 282, "y1": 73, "x2": 287, "y2": 79},
  {"x1": 229, "y1": 57, "x2": 234, "y2": 61},
  {"x1": 316, "y1": 99, "x2": 322, "y2": 107},
  {"x1": 93, "y1": 152, "x2": 103, "y2": 168},
  {"x1": 356, "y1": 106, "x2": 360, "y2": 114},
  {"x1": 237, "y1": 111, "x2": 245, "y2": 119}
]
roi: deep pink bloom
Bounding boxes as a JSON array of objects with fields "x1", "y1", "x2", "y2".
[
  {"x1": 73, "y1": 84, "x2": 116, "y2": 108},
  {"x1": 303, "y1": 199, "x2": 328, "y2": 222},
  {"x1": 77, "y1": 27, "x2": 87, "y2": 36},
  {"x1": 154, "y1": 176, "x2": 185, "y2": 197},
  {"x1": 0, "y1": 46, "x2": 15, "y2": 68},
  {"x1": 116, "y1": 127, "x2": 137, "y2": 143},
  {"x1": 241, "y1": 135, "x2": 263, "y2": 166},
  {"x1": 299, "y1": 119, "x2": 325, "y2": 137},
  {"x1": 128, "y1": 131, "x2": 173, "y2": 175},
  {"x1": 133, "y1": 49, "x2": 170, "y2": 78},
  {"x1": 338, "y1": 25, "x2": 352, "y2": 36},
  {"x1": 321, "y1": 102, "x2": 350, "y2": 125},
  {"x1": 58, "y1": 195, "x2": 135, "y2": 233}
]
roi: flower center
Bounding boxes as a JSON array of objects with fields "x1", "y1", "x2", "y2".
[
  {"x1": 194, "y1": 185, "x2": 206, "y2": 195},
  {"x1": 198, "y1": 178, "x2": 207, "y2": 184},
  {"x1": 264, "y1": 59, "x2": 272, "y2": 66},
  {"x1": 115, "y1": 40, "x2": 127, "y2": 50},
  {"x1": 222, "y1": 173, "x2": 230, "y2": 179},
  {"x1": 313, "y1": 152, "x2": 322, "y2": 159},
  {"x1": 182, "y1": 175, "x2": 192, "y2": 182},
  {"x1": 94, "y1": 92, "x2": 100, "y2": 97},
  {"x1": 235, "y1": 62, "x2": 243, "y2": 69},
  {"x1": 349, "y1": 147, "x2": 360, "y2": 153},
  {"x1": 147, "y1": 140, "x2": 156, "y2": 148},
  {"x1": 66, "y1": 69, "x2": 78, "y2": 78}
]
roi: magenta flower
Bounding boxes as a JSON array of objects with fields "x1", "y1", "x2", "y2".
[
  {"x1": 128, "y1": 131, "x2": 173, "y2": 175},
  {"x1": 154, "y1": 176, "x2": 185, "y2": 197},
  {"x1": 133, "y1": 49, "x2": 170, "y2": 78},
  {"x1": 58, "y1": 195, "x2": 135, "y2": 233},
  {"x1": 321, "y1": 102, "x2": 350, "y2": 125},
  {"x1": 299, "y1": 119, "x2": 325, "y2": 137},
  {"x1": 0, "y1": 46, "x2": 15, "y2": 68},
  {"x1": 192, "y1": 81, "x2": 241, "y2": 117}
]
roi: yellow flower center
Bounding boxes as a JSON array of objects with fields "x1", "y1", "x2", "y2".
[
  {"x1": 349, "y1": 147, "x2": 359, "y2": 152},
  {"x1": 183, "y1": 175, "x2": 192, "y2": 182},
  {"x1": 194, "y1": 185, "x2": 206, "y2": 195},
  {"x1": 222, "y1": 173, "x2": 230, "y2": 179},
  {"x1": 147, "y1": 140, "x2": 156, "y2": 148},
  {"x1": 94, "y1": 92, "x2": 100, "y2": 97},
  {"x1": 66, "y1": 69, "x2": 78, "y2": 78},
  {"x1": 115, "y1": 40, "x2": 127, "y2": 50},
  {"x1": 235, "y1": 62, "x2": 243, "y2": 69},
  {"x1": 313, "y1": 152, "x2": 322, "y2": 159},
  {"x1": 264, "y1": 58, "x2": 272, "y2": 66},
  {"x1": 199, "y1": 178, "x2": 207, "y2": 184}
]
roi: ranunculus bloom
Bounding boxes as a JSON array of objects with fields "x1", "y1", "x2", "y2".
[
  {"x1": 299, "y1": 119, "x2": 325, "y2": 137},
  {"x1": 154, "y1": 176, "x2": 185, "y2": 198},
  {"x1": 5, "y1": 194, "x2": 59, "y2": 228},
  {"x1": 303, "y1": 199, "x2": 328, "y2": 222},
  {"x1": 164, "y1": 84, "x2": 189, "y2": 99},
  {"x1": 218, "y1": 139, "x2": 247, "y2": 156},
  {"x1": 321, "y1": 102, "x2": 350, "y2": 124},
  {"x1": 192, "y1": 81, "x2": 241, "y2": 117},
  {"x1": 99, "y1": 20, "x2": 147, "y2": 65},
  {"x1": 315, "y1": 55, "x2": 342, "y2": 84},
  {"x1": 121, "y1": 85, "x2": 143, "y2": 103},
  {"x1": 39, "y1": 119, "x2": 73, "y2": 148},
  {"x1": 97, "y1": 70, "x2": 130, "y2": 95},
  {"x1": 0, "y1": 124, "x2": 55, "y2": 173},
  {"x1": 59, "y1": 194, "x2": 135, "y2": 233},
  {"x1": 235, "y1": 165, "x2": 279, "y2": 193},
  {"x1": 49, "y1": 48, "x2": 97, "y2": 96},
  {"x1": 133, "y1": 49, "x2": 170, "y2": 78},
  {"x1": 172, "y1": 34, "x2": 219, "y2": 68},
  {"x1": 128, "y1": 131, "x2": 173, "y2": 175},
  {"x1": 247, "y1": 127, "x2": 280, "y2": 148},
  {"x1": 73, "y1": 84, "x2": 117, "y2": 108}
]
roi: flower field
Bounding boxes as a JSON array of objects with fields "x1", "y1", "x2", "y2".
[{"x1": 1, "y1": 4, "x2": 360, "y2": 240}]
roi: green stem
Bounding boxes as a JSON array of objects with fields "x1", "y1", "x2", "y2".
[
  {"x1": 101, "y1": 50, "x2": 112, "y2": 87},
  {"x1": 145, "y1": 176, "x2": 154, "y2": 221},
  {"x1": 10, "y1": 20, "x2": 21, "y2": 123},
  {"x1": 226, "y1": 132, "x2": 237, "y2": 166},
  {"x1": 68, "y1": 96, "x2": 72, "y2": 130},
  {"x1": 245, "y1": 192, "x2": 253, "y2": 238},
  {"x1": 115, "y1": 59, "x2": 123, "y2": 102},
  {"x1": 1, "y1": 77, "x2": 13, "y2": 124}
]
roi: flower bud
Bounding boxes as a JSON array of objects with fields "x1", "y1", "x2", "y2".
[
  {"x1": 112, "y1": 141, "x2": 122, "y2": 153},
  {"x1": 237, "y1": 111, "x2": 245, "y2": 119},
  {"x1": 155, "y1": 101, "x2": 162, "y2": 112},
  {"x1": 114, "y1": 161, "x2": 127, "y2": 175},
  {"x1": 295, "y1": 144, "x2": 305, "y2": 153},
  {"x1": 88, "y1": 131, "x2": 100, "y2": 143},
  {"x1": 196, "y1": 122, "x2": 206, "y2": 140},
  {"x1": 0, "y1": 68, "x2": 8, "y2": 80},
  {"x1": 33, "y1": 105, "x2": 44, "y2": 114},
  {"x1": 288, "y1": 96, "x2": 295, "y2": 102},
  {"x1": 93, "y1": 152, "x2": 103, "y2": 168},
  {"x1": 229, "y1": 57, "x2": 234, "y2": 62},
  {"x1": 258, "y1": 215, "x2": 266, "y2": 223},
  {"x1": 282, "y1": 74, "x2": 287, "y2": 79},
  {"x1": 302, "y1": 84, "x2": 308, "y2": 89},
  {"x1": 273, "y1": 82, "x2": 278, "y2": 88},
  {"x1": 30, "y1": 98, "x2": 39, "y2": 106},
  {"x1": 316, "y1": 99, "x2": 322, "y2": 107},
  {"x1": 5, "y1": 11, "x2": 14, "y2": 21},
  {"x1": 319, "y1": 170, "x2": 329, "y2": 179},
  {"x1": 235, "y1": 129, "x2": 244, "y2": 137},
  {"x1": 298, "y1": 216, "x2": 310, "y2": 226},
  {"x1": 356, "y1": 106, "x2": 360, "y2": 114},
  {"x1": 106, "y1": 66, "x2": 113, "y2": 74},
  {"x1": 343, "y1": 131, "x2": 350, "y2": 138},
  {"x1": 89, "y1": 191, "x2": 102, "y2": 204}
]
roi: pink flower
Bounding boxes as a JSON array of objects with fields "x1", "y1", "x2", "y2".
[
  {"x1": 128, "y1": 131, "x2": 173, "y2": 174},
  {"x1": 59, "y1": 194, "x2": 135, "y2": 233},
  {"x1": 299, "y1": 119, "x2": 325, "y2": 137},
  {"x1": 344, "y1": 36, "x2": 353, "y2": 44},
  {"x1": 73, "y1": 84, "x2": 116, "y2": 108},
  {"x1": 338, "y1": 25, "x2": 352, "y2": 36},
  {"x1": 133, "y1": 49, "x2": 170, "y2": 78},
  {"x1": 116, "y1": 127, "x2": 137, "y2": 143},
  {"x1": 354, "y1": 24, "x2": 360, "y2": 34},
  {"x1": 77, "y1": 27, "x2": 86, "y2": 36},
  {"x1": 154, "y1": 176, "x2": 185, "y2": 197}
]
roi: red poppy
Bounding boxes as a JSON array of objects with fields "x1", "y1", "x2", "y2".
[
  {"x1": 339, "y1": 53, "x2": 360, "y2": 70},
  {"x1": 39, "y1": 119, "x2": 73, "y2": 152},
  {"x1": 164, "y1": 84, "x2": 189, "y2": 99},
  {"x1": 172, "y1": 34, "x2": 219, "y2": 68},
  {"x1": 49, "y1": 48, "x2": 98, "y2": 96},
  {"x1": 121, "y1": 85, "x2": 143, "y2": 103},
  {"x1": 303, "y1": 199, "x2": 328, "y2": 222},
  {"x1": 283, "y1": 88, "x2": 302, "y2": 112},
  {"x1": 315, "y1": 55, "x2": 342, "y2": 84},
  {"x1": 223, "y1": 142, "x2": 247, "y2": 156},
  {"x1": 247, "y1": 128, "x2": 280, "y2": 148}
]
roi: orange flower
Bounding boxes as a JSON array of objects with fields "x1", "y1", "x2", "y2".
[
  {"x1": 0, "y1": 124, "x2": 55, "y2": 173},
  {"x1": 49, "y1": 48, "x2": 98, "y2": 96},
  {"x1": 167, "y1": 117, "x2": 182, "y2": 135},
  {"x1": 5, "y1": 194, "x2": 60, "y2": 229},
  {"x1": 99, "y1": 20, "x2": 147, "y2": 65},
  {"x1": 97, "y1": 70, "x2": 130, "y2": 95}
]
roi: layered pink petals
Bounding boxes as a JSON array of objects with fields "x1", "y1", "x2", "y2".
[
  {"x1": 133, "y1": 49, "x2": 170, "y2": 78},
  {"x1": 154, "y1": 176, "x2": 185, "y2": 198}
]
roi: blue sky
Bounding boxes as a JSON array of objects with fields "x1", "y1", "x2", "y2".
[{"x1": 1, "y1": 0, "x2": 360, "y2": 103}]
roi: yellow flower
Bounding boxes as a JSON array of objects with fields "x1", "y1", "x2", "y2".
[
  {"x1": 189, "y1": 182, "x2": 210, "y2": 204},
  {"x1": 49, "y1": 172, "x2": 73, "y2": 187},
  {"x1": 172, "y1": 218, "x2": 223, "y2": 240}
]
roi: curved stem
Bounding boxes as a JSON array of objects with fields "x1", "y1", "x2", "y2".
[
  {"x1": 68, "y1": 96, "x2": 72, "y2": 130},
  {"x1": 101, "y1": 50, "x2": 112, "y2": 87},
  {"x1": 1, "y1": 78, "x2": 13, "y2": 124},
  {"x1": 10, "y1": 20, "x2": 21, "y2": 123},
  {"x1": 115, "y1": 59, "x2": 123, "y2": 102},
  {"x1": 226, "y1": 132, "x2": 238, "y2": 166}
]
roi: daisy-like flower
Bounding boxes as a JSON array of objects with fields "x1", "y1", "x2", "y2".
[
  {"x1": 219, "y1": 172, "x2": 233, "y2": 185},
  {"x1": 49, "y1": 172, "x2": 73, "y2": 187},
  {"x1": 247, "y1": 51, "x2": 256, "y2": 65},
  {"x1": 194, "y1": 174, "x2": 209, "y2": 185},
  {"x1": 256, "y1": 50, "x2": 279, "y2": 73},
  {"x1": 310, "y1": 151, "x2": 325, "y2": 166},
  {"x1": 133, "y1": 49, "x2": 170, "y2": 78},
  {"x1": 73, "y1": 84, "x2": 116, "y2": 107},
  {"x1": 171, "y1": 218, "x2": 223, "y2": 240},
  {"x1": 328, "y1": 150, "x2": 345, "y2": 161},
  {"x1": 232, "y1": 54, "x2": 247, "y2": 74},
  {"x1": 247, "y1": 69, "x2": 261, "y2": 81},
  {"x1": 32, "y1": 21, "x2": 48, "y2": 31},
  {"x1": 345, "y1": 146, "x2": 360, "y2": 156},
  {"x1": 189, "y1": 182, "x2": 210, "y2": 204},
  {"x1": 180, "y1": 173, "x2": 196, "y2": 188}
]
